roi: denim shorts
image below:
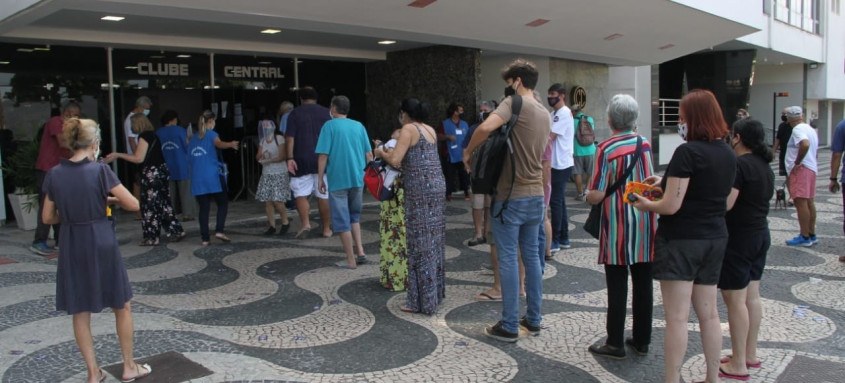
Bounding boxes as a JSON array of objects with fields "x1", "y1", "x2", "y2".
[
  {"x1": 652, "y1": 234, "x2": 727, "y2": 285},
  {"x1": 329, "y1": 187, "x2": 363, "y2": 233}
]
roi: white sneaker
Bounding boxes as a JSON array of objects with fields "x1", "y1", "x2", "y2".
[{"x1": 575, "y1": 192, "x2": 586, "y2": 201}]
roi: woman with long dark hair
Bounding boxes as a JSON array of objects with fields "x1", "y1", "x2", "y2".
[
  {"x1": 631, "y1": 89, "x2": 736, "y2": 383},
  {"x1": 717, "y1": 119, "x2": 774, "y2": 380},
  {"x1": 374, "y1": 98, "x2": 446, "y2": 314}
]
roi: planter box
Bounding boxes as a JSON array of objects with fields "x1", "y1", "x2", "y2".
[{"x1": 8, "y1": 193, "x2": 38, "y2": 231}]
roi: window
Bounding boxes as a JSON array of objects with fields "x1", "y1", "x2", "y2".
[
  {"x1": 835, "y1": 0, "x2": 841, "y2": 15},
  {"x1": 773, "y1": 0, "x2": 821, "y2": 34}
]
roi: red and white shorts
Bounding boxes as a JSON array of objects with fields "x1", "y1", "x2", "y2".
[{"x1": 788, "y1": 165, "x2": 816, "y2": 199}]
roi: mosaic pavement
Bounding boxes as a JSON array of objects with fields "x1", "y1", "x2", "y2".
[{"x1": 1, "y1": 150, "x2": 844, "y2": 382}]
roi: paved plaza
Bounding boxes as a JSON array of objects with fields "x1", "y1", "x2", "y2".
[{"x1": 1, "y1": 151, "x2": 844, "y2": 382}]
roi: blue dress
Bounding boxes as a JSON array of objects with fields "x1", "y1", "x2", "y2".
[
  {"x1": 45, "y1": 159, "x2": 133, "y2": 314},
  {"x1": 402, "y1": 125, "x2": 447, "y2": 314}
]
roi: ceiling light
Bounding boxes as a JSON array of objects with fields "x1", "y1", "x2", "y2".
[
  {"x1": 0, "y1": 61, "x2": 9, "y2": 65},
  {"x1": 33, "y1": 46, "x2": 50, "y2": 51},
  {"x1": 124, "y1": 66, "x2": 138, "y2": 69},
  {"x1": 408, "y1": 0, "x2": 436, "y2": 8},
  {"x1": 258, "y1": 61, "x2": 272, "y2": 64},
  {"x1": 658, "y1": 44, "x2": 675, "y2": 50},
  {"x1": 16, "y1": 48, "x2": 33, "y2": 53},
  {"x1": 604, "y1": 33, "x2": 623, "y2": 41},
  {"x1": 101, "y1": 16, "x2": 125, "y2": 21},
  {"x1": 177, "y1": 54, "x2": 191, "y2": 58},
  {"x1": 261, "y1": 29, "x2": 281, "y2": 34},
  {"x1": 525, "y1": 19, "x2": 549, "y2": 27},
  {"x1": 378, "y1": 40, "x2": 397, "y2": 45}
]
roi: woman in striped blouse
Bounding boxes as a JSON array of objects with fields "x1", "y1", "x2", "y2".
[{"x1": 585, "y1": 94, "x2": 656, "y2": 359}]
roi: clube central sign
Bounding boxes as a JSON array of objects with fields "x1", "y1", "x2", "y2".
[{"x1": 131, "y1": 62, "x2": 285, "y2": 79}]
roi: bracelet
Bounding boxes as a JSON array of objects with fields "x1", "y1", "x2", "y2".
[{"x1": 831, "y1": 177, "x2": 838, "y2": 181}]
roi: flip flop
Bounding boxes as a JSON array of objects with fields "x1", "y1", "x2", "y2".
[
  {"x1": 138, "y1": 239, "x2": 159, "y2": 247},
  {"x1": 295, "y1": 227, "x2": 312, "y2": 239},
  {"x1": 215, "y1": 233, "x2": 231, "y2": 242},
  {"x1": 475, "y1": 292, "x2": 502, "y2": 301},
  {"x1": 399, "y1": 306, "x2": 417, "y2": 313},
  {"x1": 720, "y1": 355, "x2": 762, "y2": 368},
  {"x1": 97, "y1": 369, "x2": 106, "y2": 383},
  {"x1": 718, "y1": 366, "x2": 750, "y2": 381},
  {"x1": 121, "y1": 363, "x2": 152, "y2": 383},
  {"x1": 334, "y1": 261, "x2": 356, "y2": 269}
]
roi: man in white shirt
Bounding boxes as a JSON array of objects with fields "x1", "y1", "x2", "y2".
[
  {"x1": 784, "y1": 106, "x2": 819, "y2": 247},
  {"x1": 547, "y1": 83, "x2": 574, "y2": 252}
]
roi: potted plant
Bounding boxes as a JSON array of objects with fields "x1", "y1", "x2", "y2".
[{"x1": 3, "y1": 139, "x2": 40, "y2": 230}]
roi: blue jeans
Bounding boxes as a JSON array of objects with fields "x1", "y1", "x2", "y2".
[
  {"x1": 550, "y1": 167, "x2": 573, "y2": 244},
  {"x1": 491, "y1": 196, "x2": 545, "y2": 333},
  {"x1": 329, "y1": 187, "x2": 363, "y2": 233},
  {"x1": 538, "y1": 205, "x2": 547, "y2": 271}
]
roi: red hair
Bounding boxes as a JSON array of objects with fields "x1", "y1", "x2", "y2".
[{"x1": 680, "y1": 89, "x2": 728, "y2": 142}]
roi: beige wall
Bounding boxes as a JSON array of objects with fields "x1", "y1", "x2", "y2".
[{"x1": 548, "y1": 58, "x2": 611, "y2": 141}]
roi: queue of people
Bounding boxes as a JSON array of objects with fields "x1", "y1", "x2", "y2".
[{"x1": 33, "y1": 57, "x2": 838, "y2": 383}]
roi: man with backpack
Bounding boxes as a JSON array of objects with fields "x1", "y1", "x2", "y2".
[
  {"x1": 463, "y1": 59, "x2": 550, "y2": 343},
  {"x1": 572, "y1": 107, "x2": 596, "y2": 201},
  {"x1": 547, "y1": 83, "x2": 574, "y2": 252}
]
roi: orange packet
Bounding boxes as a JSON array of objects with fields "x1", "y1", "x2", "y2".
[{"x1": 624, "y1": 182, "x2": 663, "y2": 204}]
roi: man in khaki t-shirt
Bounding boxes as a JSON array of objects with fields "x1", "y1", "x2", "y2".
[{"x1": 463, "y1": 59, "x2": 550, "y2": 343}]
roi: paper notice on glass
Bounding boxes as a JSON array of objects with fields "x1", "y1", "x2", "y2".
[
  {"x1": 211, "y1": 103, "x2": 219, "y2": 116},
  {"x1": 234, "y1": 115, "x2": 244, "y2": 128},
  {"x1": 221, "y1": 101, "x2": 229, "y2": 118},
  {"x1": 234, "y1": 103, "x2": 242, "y2": 116}
]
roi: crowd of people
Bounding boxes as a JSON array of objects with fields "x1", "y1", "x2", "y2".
[{"x1": 31, "y1": 57, "x2": 845, "y2": 383}]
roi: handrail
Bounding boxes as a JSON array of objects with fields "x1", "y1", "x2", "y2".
[{"x1": 658, "y1": 98, "x2": 681, "y2": 127}]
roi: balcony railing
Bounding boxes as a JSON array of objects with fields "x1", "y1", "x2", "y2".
[{"x1": 658, "y1": 98, "x2": 681, "y2": 127}]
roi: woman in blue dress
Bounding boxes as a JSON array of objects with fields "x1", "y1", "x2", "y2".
[
  {"x1": 42, "y1": 118, "x2": 151, "y2": 383},
  {"x1": 188, "y1": 110, "x2": 239, "y2": 246}
]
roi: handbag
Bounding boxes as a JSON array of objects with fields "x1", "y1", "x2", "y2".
[
  {"x1": 583, "y1": 136, "x2": 642, "y2": 239},
  {"x1": 364, "y1": 159, "x2": 395, "y2": 201}
]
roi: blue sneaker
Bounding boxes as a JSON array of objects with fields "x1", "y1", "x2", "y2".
[
  {"x1": 560, "y1": 240, "x2": 572, "y2": 249},
  {"x1": 809, "y1": 235, "x2": 818, "y2": 245},
  {"x1": 550, "y1": 241, "x2": 561, "y2": 253},
  {"x1": 29, "y1": 241, "x2": 58, "y2": 256},
  {"x1": 785, "y1": 235, "x2": 813, "y2": 247}
]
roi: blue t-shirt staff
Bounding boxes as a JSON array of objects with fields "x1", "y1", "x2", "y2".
[{"x1": 443, "y1": 118, "x2": 468, "y2": 164}]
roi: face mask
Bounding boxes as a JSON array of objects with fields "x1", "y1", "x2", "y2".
[
  {"x1": 398, "y1": 114, "x2": 404, "y2": 125},
  {"x1": 504, "y1": 86, "x2": 516, "y2": 97},
  {"x1": 263, "y1": 126, "x2": 275, "y2": 140},
  {"x1": 547, "y1": 97, "x2": 560, "y2": 107},
  {"x1": 781, "y1": 115, "x2": 787, "y2": 122},
  {"x1": 92, "y1": 144, "x2": 101, "y2": 160},
  {"x1": 677, "y1": 123, "x2": 688, "y2": 141},
  {"x1": 208, "y1": 122, "x2": 215, "y2": 130},
  {"x1": 329, "y1": 111, "x2": 334, "y2": 119},
  {"x1": 143, "y1": 109, "x2": 150, "y2": 116}
]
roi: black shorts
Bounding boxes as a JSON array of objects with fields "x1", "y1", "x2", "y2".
[
  {"x1": 717, "y1": 230, "x2": 770, "y2": 290},
  {"x1": 652, "y1": 234, "x2": 727, "y2": 285}
]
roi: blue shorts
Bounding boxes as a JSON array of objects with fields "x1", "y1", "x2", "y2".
[{"x1": 329, "y1": 187, "x2": 363, "y2": 233}]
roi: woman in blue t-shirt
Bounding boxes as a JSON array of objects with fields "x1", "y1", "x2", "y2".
[
  {"x1": 157, "y1": 110, "x2": 197, "y2": 221},
  {"x1": 631, "y1": 89, "x2": 736, "y2": 383},
  {"x1": 188, "y1": 110, "x2": 239, "y2": 246}
]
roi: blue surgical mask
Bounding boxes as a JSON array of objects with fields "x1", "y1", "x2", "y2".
[{"x1": 143, "y1": 109, "x2": 151, "y2": 116}]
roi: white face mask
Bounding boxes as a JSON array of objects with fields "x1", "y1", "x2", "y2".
[
  {"x1": 143, "y1": 109, "x2": 151, "y2": 116},
  {"x1": 677, "y1": 123, "x2": 688, "y2": 141},
  {"x1": 397, "y1": 114, "x2": 404, "y2": 125}
]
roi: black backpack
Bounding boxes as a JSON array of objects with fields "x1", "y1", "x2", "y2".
[
  {"x1": 575, "y1": 114, "x2": 595, "y2": 146},
  {"x1": 470, "y1": 95, "x2": 522, "y2": 216}
]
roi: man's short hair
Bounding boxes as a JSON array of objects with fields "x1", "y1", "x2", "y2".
[
  {"x1": 62, "y1": 100, "x2": 81, "y2": 112},
  {"x1": 446, "y1": 102, "x2": 463, "y2": 117},
  {"x1": 501, "y1": 59, "x2": 539, "y2": 90},
  {"x1": 331, "y1": 95, "x2": 351, "y2": 115},
  {"x1": 298, "y1": 86, "x2": 318, "y2": 101},
  {"x1": 280, "y1": 101, "x2": 294, "y2": 114},
  {"x1": 161, "y1": 109, "x2": 179, "y2": 126},
  {"x1": 548, "y1": 83, "x2": 566, "y2": 95},
  {"x1": 135, "y1": 96, "x2": 152, "y2": 108}
]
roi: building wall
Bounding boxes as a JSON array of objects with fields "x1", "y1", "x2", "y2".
[
  {"x1": 479, "y1": 54, "x2": 550, "y2": 110},
  {"x1": 365, "y1": 46, "x2": 480, "y2": 140},
  {"x1": 748, "y1": 63, "x2": 804, "y2": 144},
  {"x1": 548, "y1": 58, "x2": 611, "y2": 141}
]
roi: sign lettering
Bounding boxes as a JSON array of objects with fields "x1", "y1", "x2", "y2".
[
  {"x1": 223, "y1": 66, "x2": 285, "y2": 79},
  {"x1": 137, "y1": 62, "x2": 189, "y2": 76}
]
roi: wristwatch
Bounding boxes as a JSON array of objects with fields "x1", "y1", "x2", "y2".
[{"x1": 831, "y1": 177, "x2": 838, "y2": 181}]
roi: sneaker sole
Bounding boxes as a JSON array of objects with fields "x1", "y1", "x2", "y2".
[{"x1": 483, "y1": 327, "x2": 518, "y2": 343}]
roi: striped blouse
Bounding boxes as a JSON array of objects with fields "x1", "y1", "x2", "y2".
[{"x1": 589, "y1": 132, "x2": 656, "y2": 265}]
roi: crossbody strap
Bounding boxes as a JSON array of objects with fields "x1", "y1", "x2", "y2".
[
  {"x1": 599, "y1": 135, "x2": 642, "y2": 203},
  {"x1": 493, "y1": 94, "x2": 523, "y2": 221}
]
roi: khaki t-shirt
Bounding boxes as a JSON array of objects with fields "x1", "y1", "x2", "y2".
[{"x1": 491, "y1": 95, "x2": 550, "y2": 200}]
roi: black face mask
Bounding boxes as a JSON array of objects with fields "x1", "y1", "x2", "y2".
[
  {"x1": 504, "y1": 86, "x2": 515, "y2": 97},
  {"x1": 547, "y1": 97, "x2": 560, "y2": 107},
  {"x1": 781, "y1": 115, "x2": 788, "y2": 122}
]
